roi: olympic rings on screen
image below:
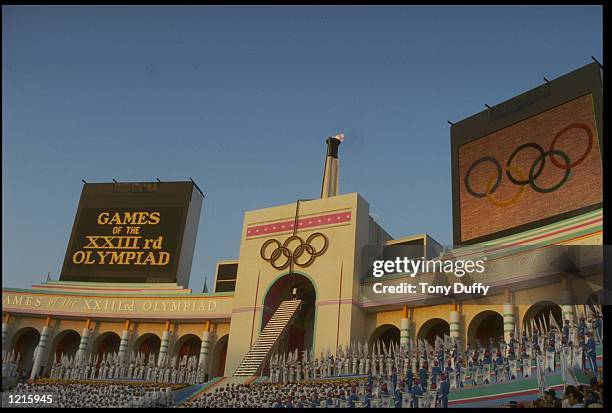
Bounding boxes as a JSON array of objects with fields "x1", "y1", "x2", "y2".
[
  {"x1": 486, "y1": 166, "x2": 526, "y2": 208},
  {"x1": 464, "y1": 157, "x2": 502, "y2": 198},
  {"x1": 548, "y1": 123, "x2": 593, "y2": 170},
  {"x1": 528, "y1": 149, "x2": 571, "y2": 194},
  {"x1": 260, "y1": 232, "x2": 328, "y2": 269},
  {"x1": 463, "y1": 123, "x2": 594, "y2": 206},
  {"x1": 506, "y1": 143, "x2": 545, "y2": 185}
]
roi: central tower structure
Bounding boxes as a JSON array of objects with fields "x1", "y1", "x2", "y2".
[{"x1": 224, "y1": 136, "x2": 392, "y2": 376}]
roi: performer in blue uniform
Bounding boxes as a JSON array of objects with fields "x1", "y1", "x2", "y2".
[
  {"x1": 585, "y1": 332, "x2": 597, "y2": 372},
  {"x1": 394, "y1": 381, "x2": 403, "y2": 408},
  {"x1": 562, "y1": 319, "x2": 570, "y2": 343},
  {"x1": 577, "y1": 316, "x2": 587, "y2": 346},
  {"x1": 521, "y1": 329, "x2": 529, "y2": 349},
  {"x1": 456, "y1": 357, "x2": 464, "y2": 388},
  {"x1": 438, "y1": 372, "x2": 450, "y2": 408},
  {"x1": 410, "y1": 378, "x2": 423, "y2": 408},
  {"x1": 594, "y1": 314, "x2": 602, "y2": 344},
  {"x1": 431, "y1": 360, "x2": 442, "y2": 385},
  {"x1": 419, "y1": 361, "x2": 428, "y2": 385},
  {"x1": 405, "y1": 366, "x2": 413, "y2": 392}
]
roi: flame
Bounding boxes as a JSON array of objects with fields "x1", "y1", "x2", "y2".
[{"x1": 333, "y1": 133, "x2": 345, "y2": 142}]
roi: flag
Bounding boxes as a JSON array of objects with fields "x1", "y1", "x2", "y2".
[
  {"x1": 444, "y1": 334, "x2": 452, "y2": 350},
  {"x1": 560, "y1": 348, "x2": 579, "y2": 387},
  {"x1": 550, "y1": 311, "x2": 560, "y2": 332},
  {"x1": 536, "y1": 355, "x2": 546, "y2": 398}
]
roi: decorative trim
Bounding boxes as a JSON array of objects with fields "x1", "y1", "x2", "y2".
[{"x1": 246, "y1": 211, "x2": 352, "y2": 238}]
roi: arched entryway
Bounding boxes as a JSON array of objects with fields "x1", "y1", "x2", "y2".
[
  {"x1": 468, "y1": 311, "x2": 504, "y2": 346},
  {"x1": 369, "y1": 324, "x2": 400, "y2": 352},
  {"x1": 133, "y1": 333, "x2": 161, "y2": 362},
  {"x1": 523, "y1": 301, "x2": 562, "y2": 334},
  {"x1": 47, "y1": 329, "x2": 81, "y2": 373},
  {"x1": 262, "y1": 272, "x2": 316, "y2": 356},
  {"x1": 211, "y1": 335, "x2": 228, "y2": 378},
  {"x1": 586, "y1": 290, "x2": 602, "y2": 307},
  {"x1": 92, "y1": 332, "x2": 121, "y2": 367},
  {"x1": 174, "y1": 334, "x2": 201, "y2": 358},
  {"x1": 10, "y1": 327, "x2": 40, "y2": 375},
  {"x1": 417, "y1": 318, "x2": 450, "y2": 346}
]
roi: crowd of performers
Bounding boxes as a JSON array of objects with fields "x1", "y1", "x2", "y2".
[
  {"x1": 1, "y1": 381, "x2": 176, "y2": 408},
  {"x1": 179, "y1": 376, "x2": 605, "y2": 408},
  {"x1": 48, "y1": 351, "x2": 205, "y2": 385},
  {"x1": 1, "y1": 349, "x2": 206, "y2": 386},
  {"x1": 266, "y1": 310, "x2": 602, "y2": 408},
  {"x1": 0, "y1": 306, "x2": 603, "y2": 409}
]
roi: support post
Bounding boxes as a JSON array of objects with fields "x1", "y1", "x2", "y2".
[{"x1": 30, "y1": 324, "x2": 51, "y2": 380}]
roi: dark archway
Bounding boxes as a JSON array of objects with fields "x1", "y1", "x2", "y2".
[
  {"x1": 262, "y1": 273, "x2": 316, "y2": 356},
  {"x1": 468, "y1": 311, "x2": 504, "y2": 346},
  {"x1": 133, "y1": 333, "x2": 161, "y2": 361},
  {"x1": 174, "y1": 334, "x2": 201, "y2": 358},
  {"x1": 47, "y1": 330, "x2": 81, "y2": 372},
  {"x1": 11, "y1": 328, "x2": 40, "y2": 375},
  {"x1": 586, "y1": 290, "x2": 602, "y2": 307},
  {"x1": 369, "y1": 324, "x2": 400, "y2": 352},
  {"x1": 211, "y1": 335, "x2": 228, "y2": 378},
  {"x1": 417, "y1": 318, "x2": 450, "y2": 346},
  {"x1": 92, "y1": 332, "x2": 121, "y2": 366},
  {"x1": 523, "y1": 301, "x2": 562, "y2": 334},
  {"x1": 53, "y1": 330, "x2": 80, "y2": 359}
]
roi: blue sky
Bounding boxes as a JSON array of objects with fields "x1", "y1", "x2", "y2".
[{"x1": 2, "y1": 6, "x2": 602, "y2": 291}]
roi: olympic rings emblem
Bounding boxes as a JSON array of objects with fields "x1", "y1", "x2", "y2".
[
  {"x1": 260, "y1": 232, "x2": 329, "y2": 270},
  {"x1": 464, "y1": 123, "x2": 593, "y2": 207}
]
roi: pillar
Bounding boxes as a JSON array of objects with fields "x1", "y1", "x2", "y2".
[
  {"x1": 2, "y1": 323, "x2": 9, "y2": 350},
  {"x1": 118, "y1": 321, "x2": 131, "y2": 361},
  {"x1": 198, "y1": 331, "x2": 212, "y2": 382},
  {"x1": 76, "y1": 326, "x2": 91, "y2": 361},
  {"x1": 560, "y1": 278, "x2": 575, "y2": 326},
  {"x1": 30, "y1": 325, "x2": 51, "y2": 380},
  {"x1": 158, "y1": 323, "x2": 171, "y2": 367},
  {"x1": 449, "y1": 300, "x2": 461, "y2": 347},
  {"x1": 450, "y1": 311, "x2": 461, "y2": 341},
  {"x1": 400, "y1": 305, "x2": 410, "y2": 349},
  {"x1": 503, "y1": 302, "x2": 515, "y2": 343},
  {"x1": 560, "y1": 290, "x2": 575, "y2": 325}
]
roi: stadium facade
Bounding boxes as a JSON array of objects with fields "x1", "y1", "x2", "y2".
[{"x1": 1, "y1": 62, "x2": 604, "y2": 387}]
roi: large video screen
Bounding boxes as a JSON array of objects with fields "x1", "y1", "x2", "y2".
[
  {"x1": 60, "y1": 182, "x2": 194, "y2": 283},
  {"x1": 457, "y1": 94, "x2": 602, "y2": 243}
]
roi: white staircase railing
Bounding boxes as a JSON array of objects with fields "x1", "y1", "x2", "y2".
[{"x1": 233, "y1": 300, "x2": 302, "y2": 377}]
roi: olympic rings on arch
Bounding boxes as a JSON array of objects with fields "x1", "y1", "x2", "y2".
[
  {"x1": 260, "y1": 238, "x2": 290, "y2": 269},
  {"x1": 260, "y1": 232, "x2": 329, "y2": 269}
]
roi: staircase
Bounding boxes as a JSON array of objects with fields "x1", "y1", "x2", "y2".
[{"x1": 233, "y1": 300, "x2": 302, "y2": 377}]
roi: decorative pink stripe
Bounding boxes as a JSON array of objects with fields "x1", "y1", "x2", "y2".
[
  {"x1": 232, "y1": 306, "x2": 264, "y2": 314},
  {"x1": 457, "y1": 218, "x2": 602, "y2": 259},
  {"x1": 246, "y1": 211, "x2": 352, "y2": 237},
  {"x1": 32, "y1": 285, "x2": 187, "y2": 292},
  {"x1": 3, "y1": 307, "x2": 232, "y2": 320},
  {"x1": 316, "y1": 299, "x2": 358, "y2": 307}
]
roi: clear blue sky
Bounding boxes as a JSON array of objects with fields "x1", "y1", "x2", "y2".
[{"x1": 2, "y1": 6, "x2": 602, "y2": 291}]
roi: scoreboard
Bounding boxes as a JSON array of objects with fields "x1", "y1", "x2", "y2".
[{"x1": 60, "y1": 181, "x2": 203, "y2": 286}]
